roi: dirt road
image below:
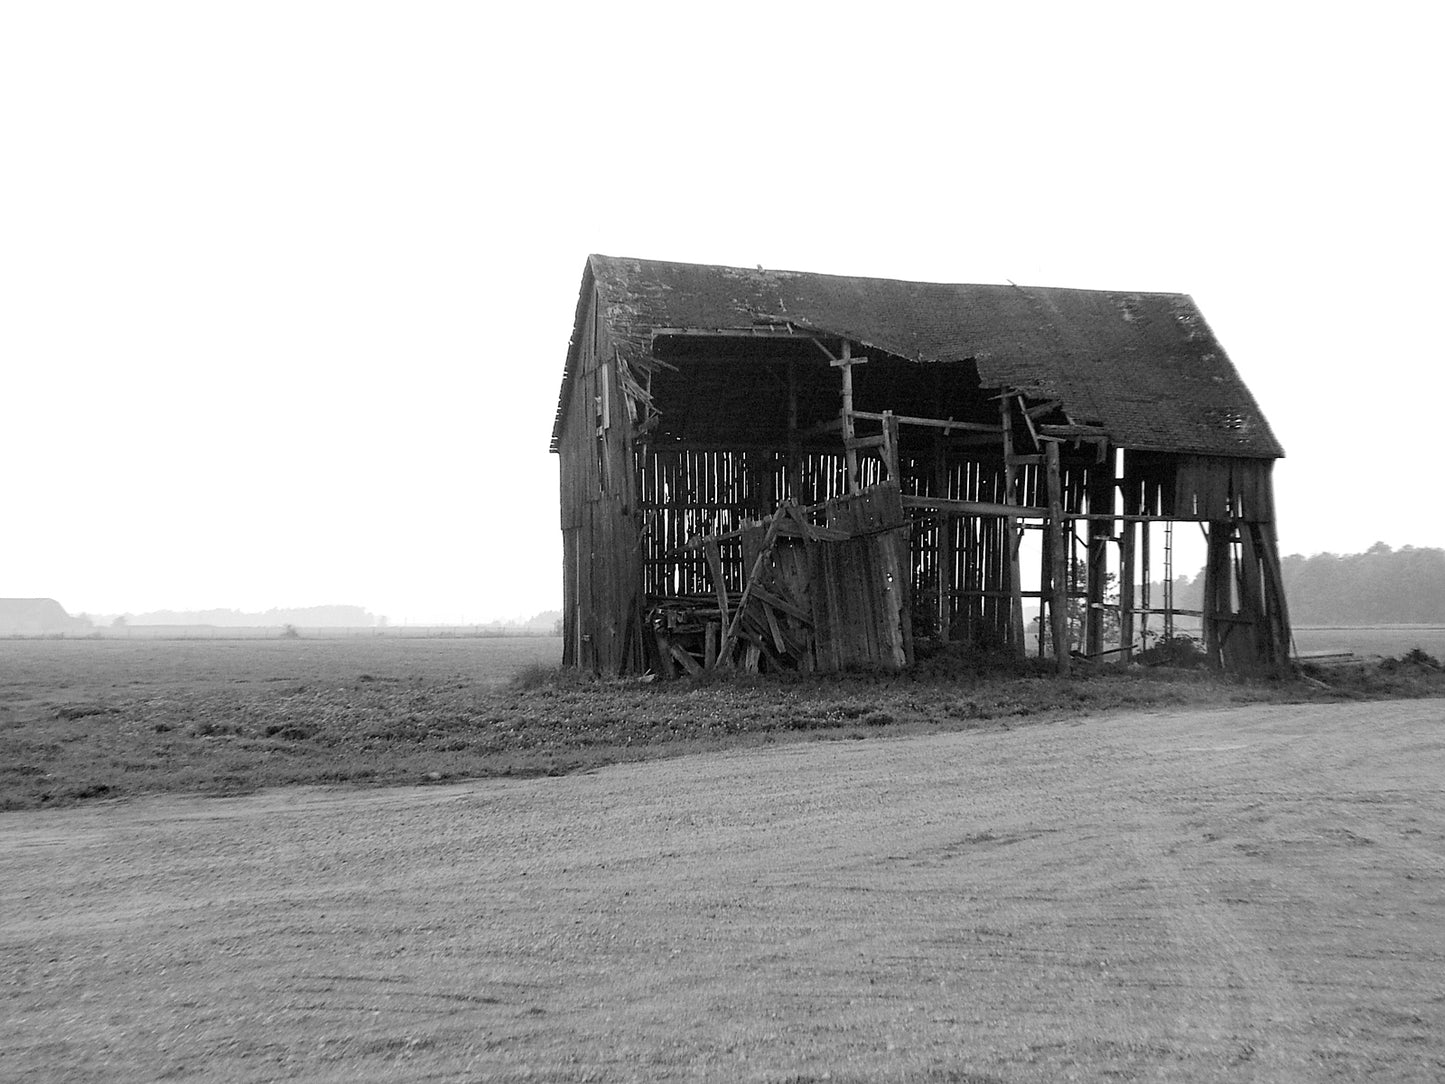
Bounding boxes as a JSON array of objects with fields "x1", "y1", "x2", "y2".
[{"x1": 3, "y1": 700, "x2": 1443, "y2": 1082}]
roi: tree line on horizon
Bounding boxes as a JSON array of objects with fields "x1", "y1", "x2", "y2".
[{"x1": 1153, "y1": 543, "x2": 1445, "y2": 626}]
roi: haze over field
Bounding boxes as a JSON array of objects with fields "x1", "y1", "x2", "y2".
[{"x1": 4, "y1": 4, "x2": 1439, "y2": 623}]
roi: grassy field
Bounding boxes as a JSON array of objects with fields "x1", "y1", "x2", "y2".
[
  {"x1": 3, "y1": 634, "x2": 1442, "y2": 812},
  {"x1": 1293, "y1": 625, "x2": 1445, "y2": 658}
]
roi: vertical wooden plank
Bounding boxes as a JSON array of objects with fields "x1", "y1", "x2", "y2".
[
  {"x1": 703, "y1": 538, "x2": 730, "y2": 629},
  {"x1": 1202, "y1": 521, "x2": 1229, "y2": 669},
  {"x1": 885, "y1": 530, "x2": 910, "y2": 668},
  {"x1": 932, "y1": 430, "x2": 951, "y2": 643},
  {"x1": 1238, "y1": 520, "x2": 1266, "y2": 670},
  {"x1": 837, "y1": 342, "x2": 860, "y2": 494},
  {"x1": 580, "y1": 502, "x2": 596, "y2": 673},
  {"x1": 1140, "y1": 520, "x2": 1151, "y2": 652},
  {"x1": 1085, "y1": 459, "x2": 1112, "y2": 657},
  {"x1": 704, "y1": 621, "x2": 719, "y2": 670},
  {"x1": 1119, "y1": 521, "x2": 1135, "y2": 663},
  {"x1": 786, "y1": 358, "x2": 802, "y2": 503},
  {"x1": 653, "y1": 623, "x2": 678, "y2": 679},
  {"x1": 1046, "y1": 441, "x2": 1070, "y2": 675},
  {"x1": 1001, "y1": 395, "x2": 1025, "y2": 658},
  {"x1": 809, "y1": 543, "x2": 839, "y2": 672},
  {"x1": 882, "y1": 411, "x2": 901, "y2": 482},
  {"x1": 561, "y1": 527, "x2": 578, "y2": 667},
  {"x1": 1254, "y1": 520, "x2": 1293, "y2": 671}
]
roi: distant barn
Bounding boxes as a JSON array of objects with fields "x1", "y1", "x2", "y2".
[
  {"x1": 551, "y1": 255, "x2": 1290, "y2": 677},
  {"x1": 0, "y1": 598, "x2": 88, "y2": 636}
]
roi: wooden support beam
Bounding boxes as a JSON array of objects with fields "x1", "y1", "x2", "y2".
[
  {"x1": 702, "y1": 538, "x2": 729, "y2": 629},
  {"x1": 668, "y1": 640, "x2": 703, "y2": 676},
  {"x1": 1046, "y1": 441, "x2": 1070, "y2": 675},
  {"x1": 1001, "y1": 394, "x2": 1025, "y2": 658},
  {"x1": 1119, "y1": 523, "x2": 1135, "y2": 663},
  {"x1": 1024, "y1": 399, "x2": 1062, "y2": 418},
  {"x1": 786, "y1": 358, "x2": 802, "y2": 503},
  {"x1": 762, "y1": 603, "x2": 787, "y2": 654},
  {"x1": 653, "y1": 624, "x2": 678, "y2": 679},
  {"x1": 934, "y1": 432, "x2": 954, "y2": 643},
  {"x1": 903, "y1": 495, "x2": 1051, "y2": 519},
  {"x1": 1140, "y1": 520, "x2": 1152, "y2": 651},
  {"x1": 749, "y1": 584, "x2": 810, "y2": 623},
  {"x1": 713, "y1": 503, "x2": 787, "y2": 669},
  {"x1": 848, "y1": 410, "x2": 999, "y2": 434},
  {"x1": 881, "y1": 411, "x2": 901, "y2": 482},
  {"x1": 1254, "y1": 520, "x2": 1293, "y2": 672},
  {"x1": 1202, "y1": 521, "x2": 1231, "y2": 668},
  {"x1": 1085, "y1": 458, "x2": 1113, "y2": 657},
  {"x1": 832, "y1": 342, "x2": 866, "y2": 494},
  {"x1": 1039, "y1": 424, "x2": 1110, "y2": 440},
  {"x1": 1016, "y1": 393, "x2": 1041, "y2": 448}
]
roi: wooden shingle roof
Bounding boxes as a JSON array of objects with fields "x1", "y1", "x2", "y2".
[{"x1": 553, "y1": 254, "x2": 1283, "y2": 459}]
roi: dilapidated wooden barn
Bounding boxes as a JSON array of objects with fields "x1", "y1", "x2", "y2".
[{"x1": 552, "y1": 255, "x2": 1290, "y2": 678}]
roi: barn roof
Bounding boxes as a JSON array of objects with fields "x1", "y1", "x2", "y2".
[{"x1": 552, "y1": 254, "x2": 1283, "y2": 459}]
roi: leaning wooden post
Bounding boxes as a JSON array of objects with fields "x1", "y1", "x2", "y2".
[
  {"x1": 1045, "y1": 440, "x2": 1070, "y2": 675},
  {"x1": 1001, "y1": 395, "x2": 1026, "y2": 658},
  {"x1": 1254, "y1": 520, "x2": 1293, "y2": 673},
  {"x1": 881, "y1": 410, "x2": 901, "y2": 482},
  {"x1": 832, "y1": 341, "x2": 866, "y2": 494},
  {"x1": 702, "y1": 538, "x2": 730, "y2": 632},
  {"x1": 713, "y1": 504, "x2": 788, "y2": 670}
]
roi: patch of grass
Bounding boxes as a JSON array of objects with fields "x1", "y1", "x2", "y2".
[
  {"x1": 1137, "y1": 633, "x2": 1208, "y2": 668},
  {"x1": 507, "y1": 662, "x2": 591, "y2": 691},
  {"x1": 1299, "y1": 649, "x2": 1445, "y2": 699},
  {"x1": 2, "y1": 637, "x2": 1440, "y2": 812}
]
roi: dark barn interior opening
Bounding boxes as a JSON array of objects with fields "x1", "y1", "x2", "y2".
[{"x1": 552, "y1": 255, "x2": 1291, "y2": 678}]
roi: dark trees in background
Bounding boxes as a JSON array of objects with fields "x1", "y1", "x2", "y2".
[
  {"x1": 1281, "y1": 544, "x2": 1445, "y2": 624},
  {"x1": 1157, "y1": 544, "x2": 1445, "y2": 626}
]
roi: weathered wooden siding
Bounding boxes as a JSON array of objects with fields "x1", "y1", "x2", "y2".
[
  {"x1": 556, "y1": 285, "x2": 645, "y2": 675},
  {"x1": 810, "y1": 483, "x2": 912, "y2": 671},
  {"x1": 1123, "y1": 452, "x2": 1276, "y2": 521}
]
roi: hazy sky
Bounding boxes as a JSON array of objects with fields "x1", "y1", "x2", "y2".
[{"x1": 4, "y1": 3, "x2": 1440, "y2": 623}]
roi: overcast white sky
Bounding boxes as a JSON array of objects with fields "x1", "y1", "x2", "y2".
[{"x1": 3, "y1": 2, "x2": 1440, "y2": 623}]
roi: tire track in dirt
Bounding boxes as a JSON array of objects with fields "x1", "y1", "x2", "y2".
[
  {"x1": 1121, "y1": 817, "x2": 1313, "y2": 1080},
  {"x1": 1102, "y1": 700, "x2": 1445, "y2": 1080}
]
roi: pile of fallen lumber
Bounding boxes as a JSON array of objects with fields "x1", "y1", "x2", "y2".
[{"x1": 648, "y1": 500, "x2": 845, "y2": 675}]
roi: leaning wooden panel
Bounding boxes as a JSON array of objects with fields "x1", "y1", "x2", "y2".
[{"x1": 805, "y1": 532, "x2": 908, "y2": 672}]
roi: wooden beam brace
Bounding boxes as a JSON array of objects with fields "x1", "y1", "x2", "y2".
[
  {"x1": 904, "y1": 495, "x2": 1050, "y2": 519},
  {"x1": 749, "y1": 584, "x2": 811, "y2": 623},
  {"x1": 1024, "y1": 399, "x2": 1063, "y2": 418},
  {"x1": 849, "y1": 410, "x2": 999, "y2": 434},
  {"x1": 702, "y1": 538, "x2": 730, "y2": 629},
  {"x1": 713, "y1": 503, "x2": 787, "y2": 669}
]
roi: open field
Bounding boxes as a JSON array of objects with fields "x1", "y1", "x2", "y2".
[
  {"x1": 1293, "y1": 626, "x2": 1445, "y2": 660},
  {"x1": 4, "y1": 635, "x2": 1444, "y2": 812},
  {"x1": 3, "y1": 699, "x2": 1443, "y2": 1081}
]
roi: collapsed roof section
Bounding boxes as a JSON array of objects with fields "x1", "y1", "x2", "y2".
[{"x1": 551, "y1": 254, "x2": 1283, "y2": 461}]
